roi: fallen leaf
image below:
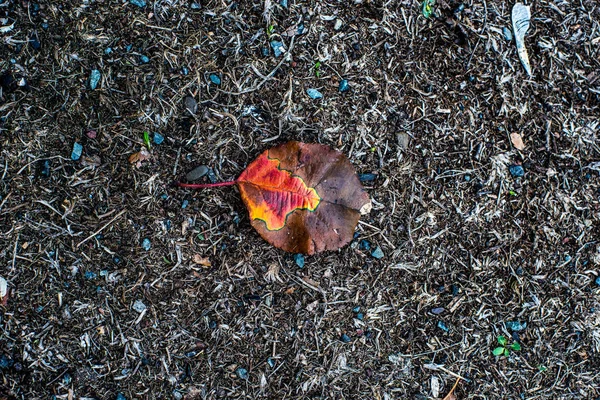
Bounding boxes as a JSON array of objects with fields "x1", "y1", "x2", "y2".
[
  {"x1": 193, "y1": 255, "x2": 211, "y2": 267},
  {"x1": 178, "y1": 142, "x2": 371, "y2": 254},
  {"x1": 511, "y1": 132, "x2": 525, "y2": 150},
  {"x1": 128, "y1": 149, "x2": 151, "y2": 166},
  {"x1": 285, "y1": 287, "x2": 296, "y2": 294}
]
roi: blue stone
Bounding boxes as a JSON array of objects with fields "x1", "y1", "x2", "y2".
[
  {"x1": 41, "y1": 160, "x2": 51, "y2": 176},
  {"x1": 113, "y1": 256, "x2": 121, "y2": 264},
  {"x1": 297, "y1": 23, "x2": 306, "y2": 35},
  {"x1": 209, "y1": 73, "x2": 221, "y2": 85},
  {"x1": 99, "y1": 270, "x2": 108, "y2": 277},
  {"x1": 431, "y1": 307, "x2": 445, "y2": 315},
  {"x1": 339, "y1": 79, "x2": 350, "y2": 92},
  {"x1": 267, "y1": 357, "x2": 275, "y2": 368},
  {"x1": 71, "y1": 142, "x2": 83, "y2": 161},
  {"x1": 142, "y1": 238, "x2": 151, "y2": 251},
  {"x1": 359, "y1": 240, "x2": 371, "y2": 251},
  {"x1": 464, "y1": 174, "x2": 471, "y2": 181},
  {"x1": 356, "y1": 313, "x2": 364, "y2": 320},
  {"x1": 41, "y1": 22, "x2": 49, "y2": 30},
  {"x1": 182, "y1": 200, "x2": 188, "y2": 209},
  {"x1": 209, "y1": 320, "x2": 217, "y2": 329},
  {"x1": 294, "y1": 254, "x2": 305, "y2": 268},
  {"x1": 509, "y1": 165, "x2": 525, "y2": 177},
  {"x1": 126, "y1": 44, "x2": 133, "y2": 52},
  {"x1": 29, "y1": 36, "x2": 41, "y2": 50},
  {"x1": 105, "y1": 47, "x2": 113, "y2": 55},
  {"x1": 89, "y1": 69, "x2": 101, "y2": 90},
  {"x1": 280, "y1": 0, "x2": 288, "y2": 7},
  {"x1": 340, "y1": 333, "x2": 351, "y2": 343},
  {"x1": 236, "y1": 367, "x2": 249, "y2": 379},
  {"x1": 596, "y1": 276, "x2": 600, "y2": 286},
  {"x1": 63, "y1": 373, "x2": 72, "y2": 384},
  {"x1": 116, "y1": 394, "x2": 127, "y2": 400},
  {"x1": 352, "y1": 306, "x2": 360, "y2": 313},
  {"x1": 359, "y1": 173, "x2": 376, "y2": 182},
  {"x1": 261, "y1": 47, "x2": 269, "y2": 57},
  {"x1": 0, "y1": 355, "x2": 13, "y2": 369},
  {"x1": 190, "y1": 2, "x2": 201, "y2": 9},
  {"x1": 129, "y1": 0, "x2": 146, "y2": 7},
  {"x1": 505, "y1": 321, "x2": 527, "y2": 332},
  {"x1": 85, "y1": 271, "x2": 97, "y2": 280},
  {"x1": 270, "y1": 41, "x2": 284, "y2": 57},
  {"x1": 437, "y1": 321, "x2": 450, "y2": 332},
  {"x1": 306, "y1": 88, "x2": 323, "y2": 99},
  {"x1": 181, "y1": 67, "x2": 189, "y2": 75},
  {"x1": 139, "y1": 55, "x2": 150, "y2": 64},
  {"x1": 153, "y1": 132, "x2": 164, "y2": 145},
  {"x1": 371, "y1": 246, "x2": 384, "y2": 259},
  {"x1": 164, "y1": 219, "x2": 171, "y2": 230},
  {"x1": 502, "y1": 27, "x2": 513, "y2": 41}
]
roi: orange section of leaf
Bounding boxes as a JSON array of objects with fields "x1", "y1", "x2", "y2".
[{"x1": 237, "y1": 154, "x2": 321, "y2": 231}]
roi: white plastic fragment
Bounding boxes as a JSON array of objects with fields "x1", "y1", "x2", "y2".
[
  {"x1": 0, "y1": 276, "x2": 7, "y2": 299},
  {"x1": 512, "y1": 3, "x2": 532, "y2": 76}
]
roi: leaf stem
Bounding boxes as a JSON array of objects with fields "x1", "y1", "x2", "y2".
[{"x1": 177, "y1": 180, "x2": 237, "y2": 189}]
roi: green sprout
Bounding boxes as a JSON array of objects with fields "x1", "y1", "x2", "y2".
[
  {"x1": 493, "y1": 335, "x2": 521, "y2": 357},
  {"x1": 538, "y1": 365, "x2": 547, "y2": 372},
  {"x1": 509, "y1": 190, "x2": 517, "y2": 196},
  {"x1": 143, "y1": 131, "x2": 151, "y2": 150},
  {"x1": 422, "y1": 0, "x2": 434, "y2": 18},
  {"x1": 314, "y1": 61, "x2": 321, "y2": 78},
  {"x1": 267, "y1": 25, "x2": 275, "y2": 37}
]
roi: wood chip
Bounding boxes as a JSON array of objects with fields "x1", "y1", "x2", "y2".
[
  {"x1": 193, "y1": 255, "x2": 211, "y2": 267},
  {"x1": 510, "y1": 132, "x2": 525, "y2": 150}
]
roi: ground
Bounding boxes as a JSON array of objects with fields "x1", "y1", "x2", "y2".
[{"x1": 0, "y1": 0, "x2": 599, "y2": 399}]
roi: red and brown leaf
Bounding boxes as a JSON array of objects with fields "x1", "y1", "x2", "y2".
[{"x1": 178, "y1": 141, "x2": 371, "y2": 254}]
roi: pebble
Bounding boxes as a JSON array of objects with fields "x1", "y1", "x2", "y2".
[
  {"x1": 0, "y1": 355, "x2": 13, "y2": 369},
  {"x1": 126, "y1": 44, "x2": 133, "y2": 52},
  {"x1": 41, "y1": 22, "x2": 49, "y2": 30},
  {"x1": 139, "y1": 55, "x2": 150, "y2": 64},
  {"x1": 173, "y1": 391, "x2": 182, "y2": 400},
  {"x1": 352, "y1": 306, "x2": 361, "y2": 313},
  {"x1": 280, "y1": 0, "x2": 288, "y2": 7},
  {"x1": 596, "y1": 276, "x2": 600, "y2": 286},
  {"x1": 71, "y1": 142, "x2": 83, "y2": 161},
  {"x1": 29, "y1": 34, "x2": 41, "y2": 50},
  {"x1": 236, "y1": 367, "x2": 249, "y2": 380},
  {"x1": 297, "y1": 23, "x2": 306, "y2": 35},
  {"x1": 505, "y1": 321, "x2": 527, "y2": 331},
  {"x1": 294, "y1": 254, "x2": 305, "y2": 268},
  {"x1": 40, "y1": 160, "x2": 51, "y2": 177},
  {"x1": 431, "y1": 307, "x2": 445, "y2": 315},
  {"x1": 129, "y1": 0, "x2": 146, "y2": 7},
  {"x1": 84, "y1": 271, "x2": 97, "y2": 280},
  {"x1": 141, "y1": 238, "x2": 151, "y2": 251},
  {"x1": 371, "y1": 246, "x2": 384, "y2": 259},
  {"x1": 104, "y1": 47, "x2": 113, "y2": 55},
  {"x1": 267, "y1": 357, "x2": 275, "y2": 368},
  {"x1": 207, "y1": 168, "x2": 218, "y2": 183},
  {"x1": 307, "y1": 88, "x2": 323, "y2": 99},
  {"x1": 153, "y1": 132, "x2": 164, "y2": 145},
  {"x1": 359, "y1": 173, "x2": 376, "y2": 182},
  {"x1": 89, "y1": 69, "x2": 101, "y2": 90},
  {"x1": 270, "y1": 41, "x2": 284, "y2": 57},
  {"x1": 339, "y1": 79, "x2": 350, "y2": 92},
  {"x1": 261, "y1": 47, "x2": 269, "y2": 57},
  {"x1": 116, "y1": 394, "x2": 127, "y2": 400},
  {"x1": 190, "y1": 2, "x2": 200, "y2": 9},
  {"x1": 133, "y1": 299, "x2": 146, "y2": 313},
  {"x1": 209, "y1": 74, "x2": 221, "y2": 85},
  {"x1": 356, "y1": 313, "x2": 364, "y2": 320},
  {"x1": 181, "y1": 66, "x2": 189, "y2": 75},
  {"x1": 334, "y1": 19, "x2": 343, "y2": 31},
  {"x1": 186, "y1": 165, "x2": 209, "y2": 181},
  {"x1": 86, "y1": 130, "x2": 97, "y2": 139},
  {"x1": 340, "y1": 333, "x2": 351, "y2": 343},
  {"x1": 181, "y1": 200, "x2": 189, "y2": 209},
  {"x1": 184, "y1": 96, "x2": 198, "y2": 115},
  {"x1": 509, "y1": 165, "x2": 525, "y2": 177},
  {"x1": 437, "y1": 321, "x2": 450, "y2": 332},
  {"x1": 502, "y1": 27, "x2": 513, "y2": 41},
  {"x1": 63, "y1": 373, "x2": 72, "y2": 384},
  {"x1": 359, "y1": 240, "x2": 371, "y2": 251}
]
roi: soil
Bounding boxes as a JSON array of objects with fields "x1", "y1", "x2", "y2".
[{"x1": 1, "y1": 0, "x2": 599, "y2": 399}]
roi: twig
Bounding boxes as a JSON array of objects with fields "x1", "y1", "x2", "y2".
[
  {"x1": 442, "y1": 377, "x2": 461, "y2": 400},
  {"x1": 77, "y1": 209, "x2": 127, "y2": 248}
]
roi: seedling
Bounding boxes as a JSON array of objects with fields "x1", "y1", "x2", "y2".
[
  {"x1": 422, "y1": 0, "x2": 435, "y2": 18},
  {"x1": 143, "y1": 131, "x2": 151, "y2": 150},
  {"x1": 493, "y1": 335, "x2": 521, "y2": 357},
  {"x1": 267, "y1": 25, "x2": 275, "y2": 37},
  {"x1": 314, "y1": 61, "x2": 321, "y2": 77}
]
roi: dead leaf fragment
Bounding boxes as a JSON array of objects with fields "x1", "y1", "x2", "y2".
[
  {"x1": 193, "y1": 255, "x2": 211, "y2": 267},
  {"x1": 510, "y1": 132, "x2": 525, "y2": 150},
  {"x1": 128, "y1": 149, "x2": 151, "y2": 167}
]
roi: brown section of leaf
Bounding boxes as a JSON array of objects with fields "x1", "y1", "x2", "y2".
[
  {"x1": 510, "y1": 132, "x2": 525, "y2": 150},
  {"x1": 128, "y1": 149, "x2": 151, "y2": 166}
]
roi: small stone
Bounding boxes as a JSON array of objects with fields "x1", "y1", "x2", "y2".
[
  {"x1": 133, "y1": 299, "x2": 146, "y2": 313},
  {"x1": 181, "y1": 200, "x2": 189, "y2": 209},
  {"x1": 181, "y1": 66, "x2": 189, "y2": 75},
  {"x1": 356, "y1": 313, "x2": 364, "y2": 320},
  {"x1": 431, "y1": 307, "x2": 445, "y2": 315},
  {"x1": 267, "y1": 357, "x2": 275, "y2": 368},
  {"x1": 437, "y1": 321, "x2": 450, "y2": 332},
  {"x1": 307, "y1": 88, "x2": 323, "y2": 99},
  {"x1": 334, "y1": 19, "x2": 343, "y2": 31},
  {"x1": 186, "y1": 165, "x2": 209, "y2": 181},
  {"x1": 270, "y1": 41, "x2": 284, "y2": 57},
  {"x1": 0, "y1": 355, "x2": 13, "y2": 369},
  {"x1": 297, "y1": 23, "x2": 306, "y2": 35},
  {"x1": 340, "y1": 333, "x2": 351, "y2": 343},
  {"x1": 29, "y1": 34, "x2": 41, "y2": 50},
  {"x1": 209, "y1": 320, "x2": 217, "y2": 329},
  {"x1": 126, "y1": 44, "x2": 133, "y2": 52},
  {"x1": 464, "y1": 174, "x2": 471, "y2": 182},
  {"x1": 339, "y1": 79, "x2": 350, "y2": 92},
  {"x1": 116, "y1": 393, "x2": 127, "y2": 400},
  {"x1": 371, "y1": 246, "x2": 384, "y2": 259},
  {"x1": 153, "y1": 132, "x2": 164, "y2": 145},
  {"x1": 236, "y1": 367, "x2": 249, "y2": 380},
  {"x1": 63, "y1": 373, "x2": 72, "y2": 384},
  {"x1": 104, "y1": 47, "x2": 113, "y2": 55},
  {"x1": 84, "y1": 271, "x2": 97, "y2": 280},
  {"x1": 359, "y1": 240, "x2": 371, "y2": 251},
  {"x1": 41, "y1": 22, "x2": 49, "y2": 30},
  {"x1": 209, "y1": 73, "x2": 221, "y2": 85},
  {"x1": 352, "y1": 306, "x2": 360, "y2": 313},
  {"x1": 86, "y1": 130, "x2": 97, "y2": 139},
  {"x1": 190, "y1": 2, "x2": 201, "y2": 9},
  {"x1": 261, "y1": 47, "x2": 270, "y2": 57},
  {"x1": 139, "y1": 55, "x2": 150, "y2": 64},
  {"x1": 596, "y1": 276, "x2": 600, "y2": 286},
  {"x1": 129, "y1": 0, "x2": 146, "y2": 7},
  {"x1": 280, "y1": 0, "x2": 288, "y2": 7},
  {"x1": 173, "y1": 391, "x2": 183, "y2": 400},
  {"x1": 502, "y1": 27, "x2": 513, "y2": 41},
  {"x1": 505, "y1": 321, "x2": 527, "y2": 332},
  {"x1": 509, "y1": 165, "x2": 525, "y2": 177},
  {"x1": 359, "y1": 173, "x2": 376, "y2": 182},
  {"x1": 89, "y1": 69, "x2": 101, "y2": 90},
  {"x1": 294, "y1": 254, "x2": 305, "y2": 268},
  {"x1": 207, "y1": 168, "x2": 218, "y2": 183},
  {"x1": 184, "y1": 96, "x2": 197, "y2": 115},
  {"x1": 141, "y1": 238, "x2": 151, "y2": 251},
  {"x1": 71, "y1": 142, "x2": 83, "y2": 161},
  {"x1": 40, "y1": 160, "x2": 51, "y2": 177}
]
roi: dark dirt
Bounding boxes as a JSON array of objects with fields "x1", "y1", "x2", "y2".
[{"x1": 1, "y1": 0, "x2": 599, "y2": 399}]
